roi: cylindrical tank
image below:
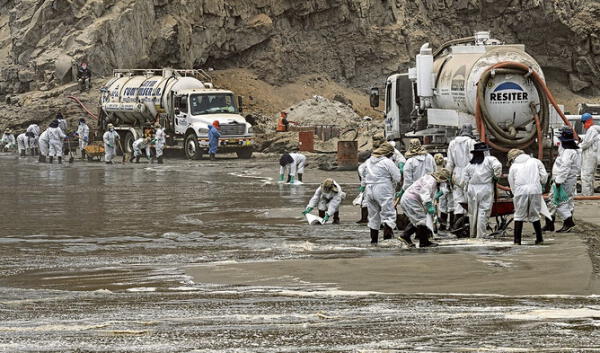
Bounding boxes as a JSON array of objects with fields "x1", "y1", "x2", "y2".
[
  {"x1": 433, "y1": 45, "x2": 545, "y2": 129},
  {"x1": 100, "y1": 72, "x2": 207, "y2": 125}
]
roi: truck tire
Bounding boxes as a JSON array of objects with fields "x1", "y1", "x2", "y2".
[
  {"x1": 123, "y1": 132, "x2": 135, "y2": 155},
  {"x1": 236, "y1": 147, "x2": 253, "y2": 159},
  {"x1": 184, "y1": 133, "x2": 202, "y2": 160}
]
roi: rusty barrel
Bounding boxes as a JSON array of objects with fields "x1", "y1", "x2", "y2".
[
  {"x1": 336, "y1": 140, "x2": 358, "y2": 170},
  {"x1": 298, "y1": 130, "x2": 314, "y2": 152}
]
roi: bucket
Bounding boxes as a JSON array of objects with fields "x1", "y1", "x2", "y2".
[
  {"x1": 336, "y1": 140, "x2": 358, "y2": 170},
  {"x1": 298, "y1": 131, "x2": 314, "y2": 152}
]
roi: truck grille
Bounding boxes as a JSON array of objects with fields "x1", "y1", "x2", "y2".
[{"x1": 220, "y1": 124, "x2": 246, "y2": 136}]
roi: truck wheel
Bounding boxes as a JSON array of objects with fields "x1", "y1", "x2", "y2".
[
  {"x1": 184, "y1": 133, "x2": 202, "y2": 160},
  {"x1": 123, "y1": 132, "x2": 135, "y2": 155},
  {"x1": 236, "y1": 147, "x2": 253, "y2": 159}
]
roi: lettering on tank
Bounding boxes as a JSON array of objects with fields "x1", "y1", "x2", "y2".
[
  {"x1": 488, "y1": 82, "x2": 529, "y2": 104},
  {"x1": 450, "y1": 65, "x2": 467, "y2": 106}
]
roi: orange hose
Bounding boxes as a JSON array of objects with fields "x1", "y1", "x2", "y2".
[
  {"x1": 67, "y1": 96, "x2": 98, "y2": 120},
  {"x1": 574, "y1": 196, "x2": 600, "y2": 200}
]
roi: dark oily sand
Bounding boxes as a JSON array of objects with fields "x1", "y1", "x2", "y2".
[{"x1": 188, "y1": 234, "x2": 600, "y2": 296}]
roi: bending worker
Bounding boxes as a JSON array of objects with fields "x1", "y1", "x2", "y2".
[
  {"x1": 463, "y1": 142, "x2": 502, "y2": 239},
  {"x1": 402, "y1": 139, "x2": 435, "y2": 191},
  {"x1": 543, "y1": 127, "x2": 580, "y2": 233},
  {"x1": 303, "y1": 178, "x2": 346, "y2": 224},
  {"x1": 26, "y1": 124, "x2": 40, "y2": 156},
  {"x1": 131, "y1": 137, "x2": 151, "y2": 163},
  {"x1": 579, "y1": 113, "x2": 600, "y2": 195},
  {"x1": 360, "y1": 142, "x2": 401, "y2": 244},
  {"x1": 17, "y1": 132, "x2": 29, "y2": 157},
  {"x1": 400, "y1": 168, "x2": 451, "y2": 248},
  {"x1": 508, "y1": 149, "x2": 548, "y2": 245},
  {"x1": 1, "y1": 129, "x2": 16, "y2": 151},
  {"x1": 38, "y1": 128, "x2": 50, "y2": 163},
  {"x1": 103, "y1": 123, "x2": 120, "y2": 164},
  {"x1": 279, "y1": 152, "x2": 306, "y2": 184}
]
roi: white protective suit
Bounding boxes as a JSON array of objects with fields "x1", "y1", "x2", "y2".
[
  {"x1": 280, "y1": 153, "x2": 306, "y2": 177},
  {"x1": 47, "y1": 127, "x2": 66, "y2": 157},
  {"x1": 76, "y1": 123, "x2": 90, "y2": 151},
  {"x1": 154, "y1": 128, "x2": 166, "y2": 158},
  {"x1": 132, "y1": 138, "x2": 150, "y2": 158},
  {"x1": 580, "y1": 125, "x2": 600, "y2": 195},
  {"x1": 508, "y1": 154, "x2": 548, "y2": 222},
  {"x1": 1, "y1": 133, "x2": 16, "y2": 151},
  {"x1": 38, "y1": 130, "x2": 50, "y2": 157},
  {"x1": 358, "y1": 162, "x2": 368, "y2": 207},
  {"x1": 447, "y1": 136, "x2": 476, "y2": 214},
  {"x1": 17, "y1": 133, "x2": 29, "y2": 154},
  {"x1": 307, "y1": 181, "x2": 346, "y2": 215},
  {"x1": 400, "y1": 174, "x2": 439, "y2": 227},
  {"x1": 26, "y1": 124, "x2": 40, "y2": 149},
  {"x1": 548, "y1": 147, "x2": 581, "y2": 220},
  {"x1": 361, "y1": 155, "x2": 402, "y2": 230},
  {"x1": 57, "y1": 118, "x2": 68, "y2": 133},
  {"x1": 103, "y1": 130, "x2": 120, "y2": 162},
  {"x1": 402, "y1": 154, "x2": 435, "y2": 190},
  {"x1": 463, "y1": 156, "x2": 503, "y2": 238}
]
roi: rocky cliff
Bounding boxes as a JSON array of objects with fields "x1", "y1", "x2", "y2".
[{"x1": 0, "y1": 0, "x2": 599, "y2": 129}]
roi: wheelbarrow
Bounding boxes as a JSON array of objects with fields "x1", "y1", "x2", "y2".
[
  {"x1": 452, "y1": 199, "x2": 515, "y2": 238},
  {"x1": 84, "y1": 142, "x2": 105, "y2": 162}
]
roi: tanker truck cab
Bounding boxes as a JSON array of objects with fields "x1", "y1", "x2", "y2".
[{"x1": 175, "y1": 88, "x2": 253, "y2": 160}]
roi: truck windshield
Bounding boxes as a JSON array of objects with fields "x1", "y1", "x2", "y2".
[{"x1": 190, "y1": 94, "x2": 238, "y2": 115}]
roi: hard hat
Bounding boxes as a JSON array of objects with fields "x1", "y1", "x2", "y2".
[
  {"x1": 581, "y1": 113, "x2": 593, "y2": 122},
  {"x1": 154, "y1": 122, "x2": 161, "y2": 129}
]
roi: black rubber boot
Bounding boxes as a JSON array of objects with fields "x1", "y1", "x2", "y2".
[
  {"x1": 556, "y1": 217, "x2": 576, "y2": 233},
  {"x1": 333, "y1": 212, "x2": 340, "y2": 224},
  {"x1": 58, "y1": 157, "x2": 62, "y2": 164},
  {"x1": 514, "y1": 221, "x2": 523, "y2": 245},
  {"x1": 48, "y1": 156, "x2": 53, "y2": 164},
  {"x1": 439, "y1": 212, "x2": 448, "y2": 231},
  {"x1": 20, "y1": 150, "x2": 25, "y2": 157},
  {"x1": 370, "y1": 228, "x2": 379, "y2": 244},
  {"x1": 356, "y1": 207, "x2": 368, "y2": 224},
  {"x1": 287, "y1": 174, "x2": 292, "y2": 183},
  {"x1": 542, "y1": 216, "x2": 555, "y2": 232},
  {"x1": 297, "y1": 173, "x2": 303, "y2": 182},
  {"x1": 533, "y1": 220, "x2": 544, "y2": 245},
  {"x1": 38, "y1": 155, "x2": 45, "y2": 163},
  {"x1": 135, "y1": 156, "x2": 140, "y2": 163},
  {"x1": 401, "y1": 223, "x2": 416, "y2": 248},
  {"x1": 157, "y1": 156, "x2": 164, "y2": 164},
  {"x1": 383, "y1": 224, "x2": 393, "y2": 240},
  {"x1": 417, "y1": 226, "x2": 438, "y2": 248},
  {"x1": 130, "y1": 154, "x2": 135, "y2": 163},
  {"x1": 448, "y1": 213, "x2": 455, "y2": 231},
  {"x1": 210, "y1": 153, "x2": 215, "y2": 161}
]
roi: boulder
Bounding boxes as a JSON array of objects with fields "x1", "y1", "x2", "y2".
[
  {"x1": 54, "y1": 54, "x2": 74, "y2": 84},
  {"x1": 569, "y1": 73, "x2": 592, "y2": 92}
]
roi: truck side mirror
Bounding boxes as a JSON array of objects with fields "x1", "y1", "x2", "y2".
[
  {"x1": 238, "y1": 96, "x2": 243, "y2": 113},
  {"x1": 370, "y1": 87, "x2": 380, "y2": 108}
]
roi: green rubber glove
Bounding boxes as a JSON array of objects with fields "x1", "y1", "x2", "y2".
[
  {"x1": 359, "y1": 186, "x2": 365, "y2": 192},
  {"x1": 302, "y1": 207, "x2": 313, "y2": 215},
  {"x1": 434, "y1": 190, "x2": 444, "y2": 200},
  {"x1": 279, "y1": 174, "x2": 284, "y2": 182},
  {"x1": 289, "y1": 176, "x2": 295, "y2": 184},
  {"x1": 425, "y1": 201, "x2": 436, "y2": 215},
  {"x1": 323, "y1": 213, "x2": 330, "y2": 222},
  {"x1": 395, "y1": 190, "x2": 403, "y2": 199},
  {"x1": 107, "y1": 143, "x2": 113, "y2": 148},
  {"x1": 398, "y1": 162, "x2": 405, "y2": 172}
]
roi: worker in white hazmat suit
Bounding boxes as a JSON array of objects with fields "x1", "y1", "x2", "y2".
[
  {"x1": 543, "y1": 127, "x2": 581, "y2": 233},
  {"x1": 56, "y1": 112, "x2": 68, "y2": 133},
  {"x1": 279, "y1": 152, "x2": 306, "y2": 184},
  {"x1": 360, "y1": 142, "x2": 402, "y2": 244},
  {"x1": 47, "y1": 120, "x2": 66, "y2": 164},
  {"x1": 434, "y1": 154, "x2": 454, "y2": 231},
  {"x1": 579, "y1": 113, "x2": 600, "y2": 196},
  {"x1": 153, "y1": 122, "x2": 166, "y2": 164},
  {"x1": 75, "y1": 118, "x2": 89, "y2": 159},
  {"x1": 463, "y1": 142, "x2": 502, "y2": 238},
  {"x1": 26, "y1": 124, "x2": 40, "y2": 156},
  {"x1": 16, "y1": 132, "x2": 29, "y2": 157},
  {"x1": 508, "y1": 149, "x2": 548, "y2": 245},
  {"x1": 388, "y1": 140, "x2": 406, "y2": 169},
  {"x1": 303, "y1": 178, "x2": 346, "y2": 224},
  {"x1": 1, "y1": 129, "x2": 16, "y2": 152},
  {"x1": 356, "y1": 151, "x2": 371, "y2": 224},
  {"x1": 38, "y1": 129, "x2": 50, "y2": 163},
  {"x1": 103, "y1": 123, "x2": 120, "y2": 164},
  {"x1": 131, "y1": 137, "x2": 151, "y2": 163},
  {"x1": 447, "y1": 124, "x2": 477, "y2": 218},
  {"x1": 400, "y1": 168, "x2": 451, "y2": 248},
  {"x1": 402, "y1": 139, "x2": 435, "y2": 191}
]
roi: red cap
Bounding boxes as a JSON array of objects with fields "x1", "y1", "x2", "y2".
[{"x1": 212, "y1": 120, "x2": 220, "y2": 128}]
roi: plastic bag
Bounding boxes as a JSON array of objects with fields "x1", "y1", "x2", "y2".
[
  {"x1": 352, "y1": 192, "x2": 364, "y2": 206},
  {"x1": 552, "y1": 184, "x2": 569, "y2": 205},
  {"x1": 306, "y1": 213, "x2": 325, "y2": 225}
]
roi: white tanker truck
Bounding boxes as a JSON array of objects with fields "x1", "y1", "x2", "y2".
[
  {"x1": 99, "y1": 69, "x2": 253, "y2": 159},
  {"x1": 371, "y1": 31, "x2": 565, "y2": 156}
]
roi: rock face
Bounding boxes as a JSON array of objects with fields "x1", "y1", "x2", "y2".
[{"x1": 0, "y1": 0, "x2": 599, "y2": 128}]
